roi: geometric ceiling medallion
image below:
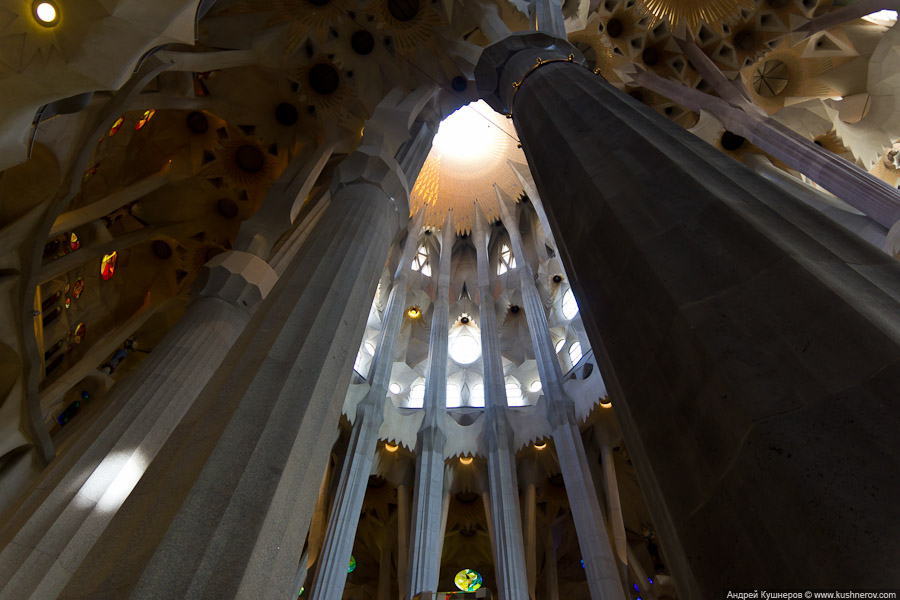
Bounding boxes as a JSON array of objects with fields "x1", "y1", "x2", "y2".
[
  {"x1": 635, "y1": 0, "x2": 752, "y2": 29},
  {"x1": 752, "y1": 59, "x2": 789, "y2": 97}
]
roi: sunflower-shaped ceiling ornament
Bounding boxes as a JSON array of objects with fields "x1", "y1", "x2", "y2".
[
  {"x1": 743, "y1": 39, "x2": 847, "y2": 114},
  {"x1": 291, "y1": 56, "x2": 365, "y2": 125},
  {"x1": 0, "y1": 0, "x2": 110, "y2": 72},
  {"x1": 568, "y1": 13, "x2": 636, "y2": 85},
  {"x1": 689, "y1": 0, "x2": 812, "y2": 74},
  {"x1": 366, "y1": 0, "x2": 446, "y2": 60},
  {"x1": 326, "y1": 20, "x2": 395, "y2": 111},
  {"x1": 200, "y1": 66, "x2": 318, "y2": 159},
  {"x1": 218, "y1": 0, "x2": 352, "y2": 54},
  {"x1": 198, "y1": 125, "x2": 285, "y2": 212},
  {"x1": 635, "y1": 0, "x2": 753, "y2": 31},
  {"x1": 868, "y1": 140, "x2": 900, "y2": 189}
]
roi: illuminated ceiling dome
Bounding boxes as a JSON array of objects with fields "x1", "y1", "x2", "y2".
[{"x1": 411, "y1": 100, "x2": 527, "y2": 234}]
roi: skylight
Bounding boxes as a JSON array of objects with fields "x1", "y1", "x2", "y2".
[{"x1": 432, "y1": 102, "x2": 496, "y2": 162}]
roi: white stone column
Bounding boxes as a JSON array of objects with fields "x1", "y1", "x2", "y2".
[
  {"x1": 309, "y1": 212, "x2": 424, "y2": 600},
  {"x1": 496, "y1": 189, "x2": 624, "y2": 600},
  {"x1": 406, "y1": 212, "x2": 455, "y2": 599},
  {"x1": 472, "y1": 204, "x2": 530, "y2": 600}
]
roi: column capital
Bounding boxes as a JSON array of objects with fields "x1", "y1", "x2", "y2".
[
  {"x1": 331, "y1": 144, "x2": 410, "y2": 218},
  {"x1": 193, "y1": 250, "x2": 278, "y2": 310},
  {"x1": 475, "y1": 32, "x2": 584, "y2": 116}
]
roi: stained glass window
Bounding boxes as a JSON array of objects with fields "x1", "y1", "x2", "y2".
[
  {"x1": 73, "y1": 323, "x2": 86, "y2": 344},
  {"x1": 101, "y1": 252, "x2": 118, "y2": 280},
  {"x1": 347, "y1": 555, "x2": 356, "y2": 573},
  {"x1": 72, "y1": 278, "x2": 84, "y2": 298},
  {"x1": 454, "y1": 569, "x2": 482, "y2": 592},
  {"x1": 108, "y1": 117, "x2": 125, "y2": 137},
  {"x1": 135, "y1": 109, "x2": 156, "y2": 131},
  {"x1": 69, "y1": 232, "x2": 80, "y2": 251}
]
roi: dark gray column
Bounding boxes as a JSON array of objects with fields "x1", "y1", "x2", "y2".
[{"x1": 477, "y1": 32, "x2": 900, "y2": 598}]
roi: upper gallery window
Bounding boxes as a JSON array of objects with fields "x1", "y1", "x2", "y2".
[
  {"x1": 411, "y1": 246, "x2": 431, "y2": 277},
  {"x1": 497, "y1": 244, "x2": 516, "y2": 275},
  {"x1": 562, "y1": 288, "x2": 579, "y2": 320}
]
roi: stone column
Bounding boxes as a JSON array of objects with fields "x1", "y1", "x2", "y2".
[
  {"x1": 496, "y1": 187, "x2": 624, "y2": 600},
  {"x1": 631, "y1": 68, "x2": 900, "y2": 229},
  {"x1": 594, "y1": 426, "x2": 628, "y2": 582},
  {"x1": 406, "y1": 212, "x2": 454, "y2": 599},
  {"x1": 397, "y1": 483, "x2": 411, "y2": 600},
  {"x1": 518, "y1": 460, "x2": 541, "y2": 600},
  {"x1": 472, "y1": 204, "x2": 530, "y2": 600},
  {"x1": 545, "y1": 530, "x2": 560, "y2": 600},
  {"x1": 0, "y1": 251, "x2": 278, "y2": 600},
  {"x1": 44, "y1": 117, "x2": 415, "y2": 598},
  {"x1": 477, "y1": 31, "x2": 900, "y2": 597},
  {"x1": 290, "y1": 547, "x2": 311, "y2": 599},
  {"x1": 308, "y1": 212, "x2": 424, "y2": 600},
  {"x1": 378, "y1": 527, "x2": 394, "y2": 600}
]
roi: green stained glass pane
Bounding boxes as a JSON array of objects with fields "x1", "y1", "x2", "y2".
[{"x1": 347, "y1": 555, "x2": 357, "y2": 573}]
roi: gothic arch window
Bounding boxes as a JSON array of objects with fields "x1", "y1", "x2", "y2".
[
  {"x1": 497, "y1": 244, "x2": 516, "y2": 275},
  {"x1": 411, "y1": 246, "x2": 431, "y2": 277}
]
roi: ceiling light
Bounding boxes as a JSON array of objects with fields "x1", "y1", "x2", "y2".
[
  {"x1": 534, "y1": 441, "x2": 547, "y2": 450},
  {"x1": 459, "y1": 456, "x2": 473, "y2": 465},
  {"x1": 600, "y1": 397, "x2": 612, "y2": 408},
  {"x1": 407, "y1": 306, "x2": 421, "y2": 318},
  {"x1": 529, "y1": 380, "x2": 542, "y2": 393},
  {"x1": 384, "y1": 442, "x2": 398, "y2": 452},
  {"x1": 34, "y1": 1, "x2": 59, "y2": 26},
  {"x1": 389, "y1": 382, "x2": 401, "y2": 394}
]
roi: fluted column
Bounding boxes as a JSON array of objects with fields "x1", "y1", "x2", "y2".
[
  {"x1": 477, "y1": 31, "x2": 900, "y2": 596},
  {"x1": 496, "y1": 187, "x2": 624, "y2": 600},
  {"x1": 519, "y1": 460, "x2": 541, "y2": 600},
  {"x1": 406, "y1": 212, "x2": 454, "y2": 599},
  {"x1": 44, "y1": 124, "x2": 413, "y2": 598},
  {"x1": 309, "y1": 212, "x2": 425, "y2": 600},
  {"x1": 472, "y1": 204, "x2": 530, "y2": 599},
  {"x1": 0, "y1": 251, "x2": 278, "y2": 600},
  {"x1": 545, "y1": 530, "x2": 560, "y2": 600}
]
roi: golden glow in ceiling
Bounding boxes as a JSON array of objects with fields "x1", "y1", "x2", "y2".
[{"x1": 410, "y1": 101, "x2": 526, "y2": 234}]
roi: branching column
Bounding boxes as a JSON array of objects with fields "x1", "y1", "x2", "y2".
[
  {"x1": 472, "y1": 205, "x2": 530, "y2": 599},
  {"x1": 631, "y1": 67, "x2": 900, "y2": 229},
  {"x1": 477, "y1": 31, "x2": 900, "y2": 596},
  {"x1": 309, "y1": 212, "x2": 425, "y2": 600},
  {"x1": 406, "y1": 212, "x2": 455, "y2": 599},
  {"x1": 496, "y1": 188, "x2": 624, "y2": 600}
]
